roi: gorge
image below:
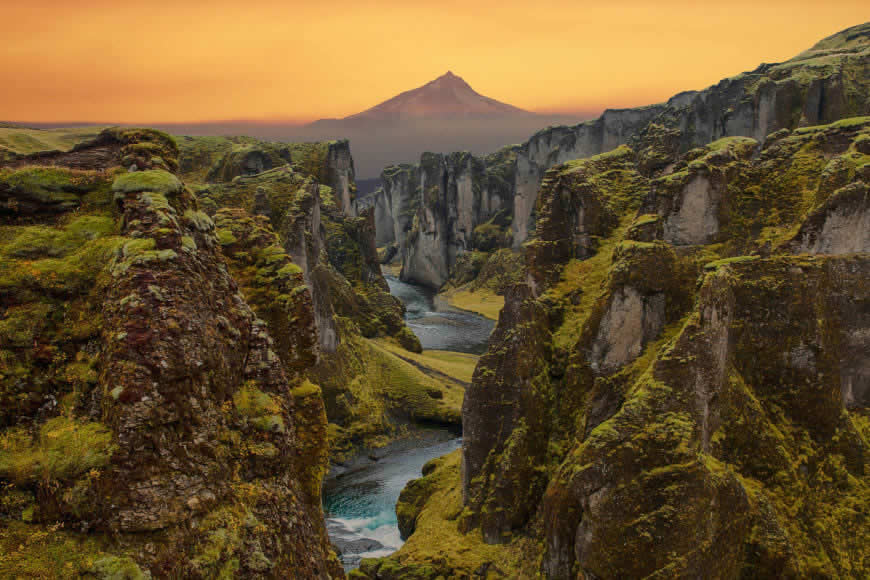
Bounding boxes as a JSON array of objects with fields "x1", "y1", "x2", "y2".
[{"x1": 0, "y1": 19, "x2": 868, "y2": 580}]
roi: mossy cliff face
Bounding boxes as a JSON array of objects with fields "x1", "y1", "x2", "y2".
[
  {"x1": 0, "y1": 132, "x2": 343, "y2": 578},
  {"x1": 368, "y1": 24, "x2": 868, "y2": 294},
  {"x1": 359, "y1": 117, "x2": 869, "y2": 578},
  {"x1": 177, "y1": 135, "x2": 357, "y2": 215},
  {"x1": 177, "y1": 135, "x2": 460, "y2": 462},
  {"x1": 511, "y1": 22, "x2": 870, "y2": 246},
  {"x1": 372, "y1": 146, "x2": 517, "y2": 289}
]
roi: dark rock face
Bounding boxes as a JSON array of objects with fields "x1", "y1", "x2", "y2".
[
  {"x1": 0, "y1": 130, "x2": 343, "y2": 578},
  {"x1": 369, "y1": 24, "x2": 870, "y2": 292},
  {"x1": 460, "y1": 283, "x2": 552, "y2": 542},
  {"x1": 177, "y1": 134, "x2": 451, "y2": 462},
  {"x1": 456, "y1": 117, "x2": 870, "y2": 577},
  {"x1": 371, "y1": 146, "x2": 517, "y2": 288}
]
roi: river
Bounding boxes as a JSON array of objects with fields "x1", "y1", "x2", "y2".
[{"x1": 322, "y1": 275, "x2": 493, "y2": 570}]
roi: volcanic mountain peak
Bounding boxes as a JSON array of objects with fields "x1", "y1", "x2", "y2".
[{"x1": 337, "y1": 71, "x2": 534, "y2": 122}]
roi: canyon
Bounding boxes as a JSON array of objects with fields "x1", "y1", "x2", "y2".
[
  {"x1": 0, "y1": 20, "x2": 868, "y2": 580},
  {"x1": 368, "y1": 22, "x2": 870, "y2": 289}
]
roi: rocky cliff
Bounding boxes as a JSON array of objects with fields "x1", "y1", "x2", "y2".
[
  {"x1": 177, "y1": 135, "x2": 462, "y2": 462},
  {"x1": 0, "y1": 128, "x2": 343, "y2": 578},
  {"x1": 355, "y1": 44, "x2": 870, "y2": 575},
  {"x1": 359, "y1": 115, "x2": 870, "y2": 579},
  {"x1": 177, "y1": 135, "x2": 357, "y2": 216},
  {"x1": 372, "y1": 22, "x2": 870, "y2": 289},
  {"x1": 370, "y1": 146, "x2": 517, "y2": 288},
  {"x1": 511, "y1": 22, "x2": 870, "y2": 245}
]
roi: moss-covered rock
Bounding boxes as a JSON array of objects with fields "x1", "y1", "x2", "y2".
[
  {"x1": 0, "y1": 127, "x2": 343, "y2": 578},
  {"x1": 111, "y1": 169, "x2": 182, "y2": 196},
  {"x1": 444, "y1": 116, "x2": 870, "y2": 578},
  {"x1": 0, "y1": 166, "x2": 114, "y2": 219}
]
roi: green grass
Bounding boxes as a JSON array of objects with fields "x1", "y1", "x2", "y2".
[
  {"x1": 373, "y1": 339, "x2": 479, "y2": 384},
  {"x1": 443, "y1": 287, "x2": 504, "y2": 320},
  {"x1": 0, "y1": 126, "x2": 107, "y2": 156},
  {"x1": 0, "y1": 417, "x2": 116, "y2": 483},
  {"x1": 362, "y1": 450, "x2": 530, "y2": 577},
  {"x1": 362, "y1": 339, "x2": 463, "y2": 423}
]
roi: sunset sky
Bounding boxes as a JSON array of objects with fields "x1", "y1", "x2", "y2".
[{"x1": 2, "y1": 1, "x2": 867, "y2": 124}]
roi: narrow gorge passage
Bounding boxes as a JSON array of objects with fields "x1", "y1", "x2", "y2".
[
  {"x1": 322, "y1": 274, "x2": 493, "y2": 571},
  {"x1": 385, "y1": 275, "x2": 495, "y2": 355}
]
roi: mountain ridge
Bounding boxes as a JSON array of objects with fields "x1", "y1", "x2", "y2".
[{"x1": 310, "y1": 71, "x2": 535, "y2": 126}]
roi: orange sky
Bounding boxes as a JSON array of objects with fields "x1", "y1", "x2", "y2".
[{"x1": 2, "y1": 1, "x2": 867, "y2": 123}]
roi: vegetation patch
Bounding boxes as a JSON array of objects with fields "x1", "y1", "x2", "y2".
[
  {"x1": 112, "y1": 170, "x2": 182, "y2": 196},
  {"x1": 0, "y1": 417, "x2": 115, "y2": 483},
  {"x1": 233, "y1": 383, "x2": 285, "y2": 433},
  {"x1": 443, "y1": 287, "x2": 504, "y2": 320}
]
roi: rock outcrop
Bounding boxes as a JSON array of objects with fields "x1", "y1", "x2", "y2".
[
  {"x1": 358, "y1": 114, "x2": 870, "y2": 579},
  {"x1": 177, "y1": 135, "x2": 460, "y2": 462},
  {"x1": 512, "y1": 22, "x2": 870, "y2": 246},
  {"x1": 0, "y1": 129, "x2": 343, "y2": 578},
  {"x1": 177, "y1": 135, "x2": 357, "y2": 216},
  {"x1": 369, "y1": 146, "x2": 517, "y2": 288},
  {"x1": 371, "y1": 22, "x2": 870, "y2": 289}
]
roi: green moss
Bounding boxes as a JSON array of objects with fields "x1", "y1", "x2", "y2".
[
  {"x1": 275, "y1": 262, "x2": 302, "y2": 278},
  {"x1": 216, "y1": 229, "x2": 237, "y2": 246},
  {"x1": 703, "y1": 255, "x2": 760, "y2": 271},
  {"x1": 0, "y1": 236, "x2": 124, "y2": 297},
  {"x1": 290, "y1": 379, "x2": 321, "y2": 399},
  {"x1": 233, "y1": 383, "x2": 284, "y2": 433},
  {"x1": 471, "y1": 218, "x2": 511, "y2": 252},
  {"x1": 180, "y1": 236, "x2": 197, "y2": 252},
  {"x1": 0, "y1": 417, "x2": 116, "y2": 483},
  {"x1": 183, "y1": 209, "x2": 214, "y2": 232},
  {"x1": 120, "y1": 238, "x2": 156, "y2": 258},
  {"x1": 111, "y1": 170, "x2": 182, "y2": 196},
  {"x1": 395, "y1": 325, "x2": 423, "y2": 353},
  {"x1": 0, "y1": 520, "x2": 119, "y2": 578},
  {"x1": 110, "y1": 238, "x2": 177, "y2": 277},
  {"x1": 0, "y1": 166, "x2": 109, "y2": 206},
  {"x1": 0, "y1": 216, "x2": 116, "y2": 259},
  {"x1": 91, "y1": 556, "x2": 150, "y2": 580},
  {"x1": 0, "y1": 303, "x2": 52, "y2": 347}
]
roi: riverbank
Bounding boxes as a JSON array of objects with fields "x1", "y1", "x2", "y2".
[
  {"x1": 323, "y1": 432, "x2": 463, "y2": 571},
  {"x1": 323, "y1": 273, "x2": 495, "y2": 571},
  {"x1": 440, "y1": 286, "x2": 504, "y2": 321}
]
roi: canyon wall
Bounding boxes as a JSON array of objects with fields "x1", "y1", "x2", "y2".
[
  {"x1": 369, "y1": 146, "x2": 517, "y2": 288},
  {"x1": 372, "y1": 22, "x2": 870, "y2": 288},
  {"x1": 357, "y1": 23, "x2": 870, "y2": 579},
  {"x1": 0, "y1": 129, "x2": 344, "y2": 578}
]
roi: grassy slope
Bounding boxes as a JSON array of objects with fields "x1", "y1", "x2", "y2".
[
  {"x1": 442, "y1": 287, "x2": 504, "y2": 321},
  {"x1": 373, "y1": 339, "x2": 478, "y2": 384},
  {"x1": 0, "y1": 127, "x2": 107, "y2": 156},
  {"x1": 354, "y1": 451, "x2": 533, "y2": 579}
]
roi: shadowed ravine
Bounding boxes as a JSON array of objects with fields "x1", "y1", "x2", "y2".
[{"x1": 322, "y1": 276, "x2": 492, "y2": 570}]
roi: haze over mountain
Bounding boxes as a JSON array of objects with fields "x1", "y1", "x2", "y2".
[
  {"x1": 312, "y1": 71, "x2": 535, "y2": 125},
  {"x1": 130, "y1": 73, "x2": 584, "y2": 178}
]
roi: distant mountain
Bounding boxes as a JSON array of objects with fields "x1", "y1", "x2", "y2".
[
  {"x1": 106, "y1": 74, "x2": 585, "y2": 178},
  {"x1": 311, "y1": 72, "x2": 535, "y2": 126}
]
